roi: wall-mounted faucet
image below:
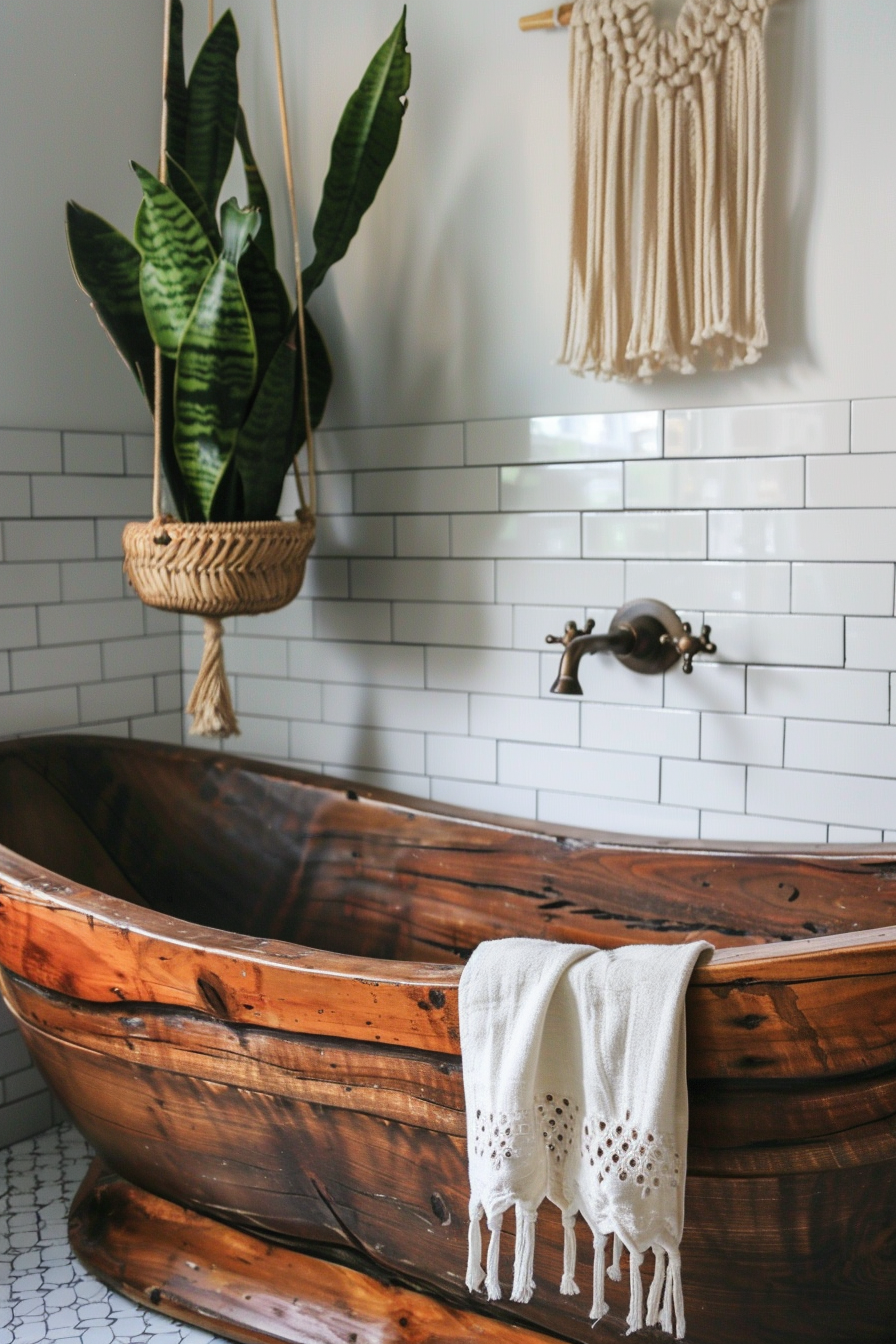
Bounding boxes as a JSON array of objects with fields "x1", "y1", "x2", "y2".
[{"x1": 546, "y1": 598, "x2": 716, "y2": 694}]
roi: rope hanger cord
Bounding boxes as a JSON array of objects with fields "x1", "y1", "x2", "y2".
[{"x1": 151, "y1": 0, "x2": 316, "y2": 521}]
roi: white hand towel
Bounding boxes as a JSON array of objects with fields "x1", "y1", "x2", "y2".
[{"x1": 460, "y1": 937, "x2": 711, "y2": 1338}]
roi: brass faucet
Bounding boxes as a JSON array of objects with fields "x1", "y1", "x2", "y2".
[{"x1": 546, "y1": 599, "x2": 716, "y2": 694}]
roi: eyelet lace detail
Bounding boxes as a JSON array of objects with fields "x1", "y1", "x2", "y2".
[{"x1": 582, "y1": 1111, "x2": 681, "y2": 1197}]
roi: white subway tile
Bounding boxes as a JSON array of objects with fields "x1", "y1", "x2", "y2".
[
  {"x1": 471, "y1": 692, "x2": 579, "y2": 746},
  {"x1": 0, "y1": 607, "x2": 37, "y2": 649},
  {"x1": 3, "y1": 1063, "x2": 45, "y2": 1103},
  {"x1": 60, "y1": 560, "x2": 125, "y2": 602},
  {"x1": 312, "y1": 600, "x2": 391, "y2": 643},
  {"x1": 747, "y1": 765, "x2": 896, "y2": 831},
  {"x1": 846, "y1": 617, "x2": 896, "y2": 670},
  {"x1": 279, "y1": 471, "x2": 353, "y2": 518},
  {"x1": 313, "y1": 515, "x2": 393, "y2": 557},
  {"x1": 324, "y1": 683, "x2": 467, "y2": 734},
  {"x1": 12, "y1": 643, "x2": 101, "y2": 691},
  {"x1": 428, "y1": 646, "x2": 539, "y2": 696},
  {"x1": 323, "y1": 764, "x2": 430, "y2": 799},
  {"x1": 700, "y1": 712, "x2": 783, "y2": 766},
  {"x1": 705, "y1": 613, "x2": 843, "y2": 666},
  {"x1": 498, "y1": 740, "x2": 658, "y2": 802},
  {"x1": 0, "y1": 1093, "x2": 54, "y2": 1147},
  {"x1": 584, "y1": 511, "x2": 705, "y2": 559},
  {"x1": 664, "y1": 661, "x2": 745, "y2": 713},
  {"x1": 0, "y1": 428, "x2": 61, "y2": 473},
  {"x1": 187, "y1": 633, "x2": 288, "y2": 677},
  {"x1": 497, "y1": 559, "x2": 623, "y2": 607},
  {"x1": 748, "y1": 666, "x2": 888, "y2": 722},
  {"x1": 699, "y1": 811, "x2": 827, "y2": 843},
  {"x1": 785, "y1": 719, "x2": 896, "y2": 779},
  {"x1": 0, "y1": 563, "x2": 59, "y2": 606},
  {"x1": 515, "y1": 605, "x2": 589, "y2": 650},
  {"x1": 542, "y1": 648, "x2": 664, "y2": 706},
  {"x1": 356, "y1": 467, "x2": 497, "y2": 515},
  {"x1": 302, "y1": 557, "x2": 349, "y2": 598},
  {"x1": 124, "y1": 433, "x2": 154, "y2": 475},
  {"x1": 232, "y1": 601, "x2": 313, "y2": 638},
  {"x1": 396, "y1": 515, "x2": 450, "y2": 557},
  {"x1": 661, "y1": 758, "x2": 745, "y2": 812},
  {"x1": 0, "y1": 687, "x2": 78, "y2": 733},
  {"x1": 79, "y1": 677, "x2": 155, "y2": 723},
  {"x1": 154, "y1": 672, "x2": 183, "y2": 714},
  {"x1": 289, "y1": 638, "x2": 424, "y2": 688},
  {"x1": 0, "y1": 476, "x2": 32, "y2": 517},
  {"x1": 665, "y1": 402, "x2": 848, "y2": 458},
  {"x1": 62, "y1": 432, "x2": 123, "y2": 475},
  {"x1": 96, "y1": 518, "x2": 131, "y2": 558},
  {"x1": 317, "y1": 423, "x2": 463, "y2": 472},
  {"x1": 625, "y1": 561, "x2": 789, "y2": 612},
  {"x1": 792, "y1": 563, "x2": 894, "y2": 615},
  {"x1": 710, "y1": 509, "x2": 896, "y2": 561},
  {"x1": 32, "y1": 475, "x2": 147, "y2": 517},
  {"x1": 467, "y1": 412, "x2": 661, "y2": 466},
  {"x1": 0, "y1": 1032, "x2": 30, "y2": 1074},
  {"x1": 290, "y1": 720, "x2": 424, "y2": 774},
  {"x1": 426, "y1": 733, "x2": 496, "y2": 782},
  {"x1": 393, "y1": 601, "x2": 511, "y2": 648},
  {"x1": 500, "y1": 462, "x2": 622, "y2": 513},
  {"x1": 105, "y1": 633, "x2": 180, "y2": 679},
  {"x1": 631, "y1": 457, "x2": 804, "y2": 511},
  {"x1": 143, "y1": 607, "x2": 179, "y2": 635},
  {"x1": 807, "y1": 453, "x2": 896, "y2": 508},
  {"x1": 134, "y1": 712, "x2": 183, "y2": 743},
  {"x1": 537, "y1": 790, "x2": 699, "y2": 839},
  {"x1": 38, "y1": 598, "x2": 142, "y2": 646},
  {"x1": 3, "y1": 519, "x2": 95, "y2": 561},
  {"x1": 352, "y1": 558, "x2": 494, "y2": 603},
  {"x1": 828, "y1": 824, "x2": 884, "y2": 843},
  {"x1": 430, "y1": 776, "x2": 537, "y2": 820},
  {"x1": 582, "y1": 703, "x2": 699, "y2": 758},
  {"x1": 217, "y1": 714, "x2": 288, "y2": 759},
  {"x1": 235, "y1": 676, "x2": 322, "y2": 721},
  {"x1": 453, "y1": 512, "x2": 580, "y2": 558},
  {"x1": 0, "y1": 654, "x2": 10, "y2": 693},
  {"x1": 851, "y1": 399, "x2": 896, "y2": 453}
]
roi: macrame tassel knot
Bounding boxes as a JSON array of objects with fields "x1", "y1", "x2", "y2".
[
  {"x1": 485, "y1": 1211, "x2": 504, "y2": 1301},
  {"x1": 466, "y1": 1200, "x2": 485, "y2": 1293},
  {"x1": 589, "y1": 1233, "x2": 609, "y2": 1322},
  {"x1": 187, "y1": 617, "x2": 239, "y2": 738},
  {"x1": 510, "y1": 1204, "x2": 538, "y2": 1303},
  {"x1": 560, "y1": 1212, "x2": 580, "y2": 1296}
]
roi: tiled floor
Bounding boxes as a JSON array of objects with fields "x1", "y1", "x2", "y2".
[{"x1": 0, "y1": 1124, "x2": 227, "y2": 1344}]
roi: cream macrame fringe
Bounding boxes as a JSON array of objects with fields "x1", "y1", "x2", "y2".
[
  {"x1": 561, "y1": 0, "x2": 772, "y2": 380},
  {"x1": 186, "y1": 618, "x2": 239, "y2": 738}
]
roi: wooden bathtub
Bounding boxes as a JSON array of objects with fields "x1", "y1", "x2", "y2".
[{"x1": 1, "y1": 734, "x2": 895, "y2": 1344}]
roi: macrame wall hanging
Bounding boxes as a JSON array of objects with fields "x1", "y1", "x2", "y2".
[{"x1": 526, "y1": 0, "x2": 774, "y2": 380}]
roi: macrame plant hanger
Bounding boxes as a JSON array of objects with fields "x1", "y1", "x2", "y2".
[{"x1": 122, "y1": 0, "x2": 316, "y2": 739}]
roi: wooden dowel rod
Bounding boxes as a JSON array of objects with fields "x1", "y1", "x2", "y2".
[{"x1": 519, "y1": 3, "x2": 572, "y2": 31}]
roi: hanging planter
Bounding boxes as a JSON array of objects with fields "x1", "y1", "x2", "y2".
[{"x1": 66, "y1": 0, "x2": 411, "y2": 736}]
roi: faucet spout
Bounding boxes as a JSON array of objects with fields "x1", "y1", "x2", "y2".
[
  {"x1": 545, "y1": 599, "x2": 717, "y2": 692},
  {"x1": 548, "y1": 622, "x2": 636, "y2": 694}
]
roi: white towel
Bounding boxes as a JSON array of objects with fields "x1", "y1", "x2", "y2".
[{"x1": 459, "y1": 937, "x2": 711, "y2": 1338}]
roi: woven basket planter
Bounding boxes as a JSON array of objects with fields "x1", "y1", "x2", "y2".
[{"x1": 122, "y1": 514, "x2": 315, "y2": 738}]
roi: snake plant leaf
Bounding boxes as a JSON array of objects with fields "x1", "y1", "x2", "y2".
[
  {"x1": 65, "y1": 202, "x2": 156, "y2": 405},
  {"x1": 133, "y1": 162, "x2": 216, "y2": 358},
  {"x1": 235, "y1": 106, "x2": 275, "y2": 271},
  {"x1": 239, "y1": 239, "x2": 291, "y2": 384},
  {"x1": 174, "y1": 199, "x2": 260, "y2": 518},
  {"x1": 302, "y1": 7, "x2": 410, "y2": 298},
  {"x1": 165, "y1": 154, "x2": 222, "y2": 251},
  {"x1": 225, "y1": 329, "x2": 296, "y2": 520},
  {"x1": 301, "y1": 306, "x2": 334, "y2": 432},
  {"x1": 158, "y1": 353, "x2": 193, "y2": 521},
  {"x1": 164, "y1": 0, "x2": 188, "y2": 172},
  {"x1": 184, "y1": 10, "x2": 239, "y2": 217}
]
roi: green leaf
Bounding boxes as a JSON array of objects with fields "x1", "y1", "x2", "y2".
[
  {"x1": 165, "y1": 0, "x2": 188, "y2": 171},
  {"x1": 225, "y1": 328, "x2": 296, "y2": 520},
  {"x1": 174, "y1": 199, "x2": 259, "y2": 518},
  {"x1": 235, "y1": 106, "x2": 275, "y2": 270},
  {"x1": 184, "y1": 10, "x2": 239, "y2": 216},
  {"x1": 65, "y1": 201, "x2": 156, "y2": 404},
  {"x1": 239, "y1": 239, "x2": 291, "y2": 384},
  {"x1": 303, "y1": 7, "x2": 410, "y2": 297},
  {"x1": 133, "y1": 161, "x2": 216, "y2": 357},
  {"x1": 302, "y1": 307, "x2": 334, "y2": 432},
  {"x1": 165, "y1": 154, "x2": 221, "y2": 251}
]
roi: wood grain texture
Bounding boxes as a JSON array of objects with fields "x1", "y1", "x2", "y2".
[{"x1": 2, "y1": 735, "x2": 896, "y2": 1341}]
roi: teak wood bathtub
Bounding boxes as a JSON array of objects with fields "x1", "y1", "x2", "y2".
[{"x1": 1, "y1": 736, "x2": 896, "y2": 1344}]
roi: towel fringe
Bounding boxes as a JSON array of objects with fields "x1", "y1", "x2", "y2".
[
  {"x1": 608, "y1": 1231, "x2": 623, "y2": 1281},
  {"x1": 510, "y1": 1204, "x2": 538, "y2": 1304},
  {"x1": 466, "y1": 1200, "x2": 485, "y2": 1293},
  {"x1": 560, "y1": 1211, "x2": 580, "y2": 1296},
  {"x1": 589, "y1": 1233, "x2": 609, "y2": 1323},
  {"x1": 646, "y1": 1244, "x2": 667, "y2": 1327},
  {"x1": 667, "y1": 1247, "x2": 686, "y2": 1340},
  {"x1": 626, "y1": 1247, "x2": 645, "y2": 1335},
  {"x1": 485, "y1": 1211, "x2": 504, "y2": 1300}
]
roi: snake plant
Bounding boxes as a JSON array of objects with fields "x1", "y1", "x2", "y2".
[{"x1": 66, "y1": 3, "x2": 410, "y2": 522}]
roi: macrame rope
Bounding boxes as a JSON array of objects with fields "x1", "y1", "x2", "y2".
[
  {"x1": 152, "y1": 0, "x2": 174, "y2": 522},
  {"x1": 561, "y1": 0, "x2": 773, "y2": 380},
  {"x1": 186, "y1": 617, "x2": 239, "y2": 738}
]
